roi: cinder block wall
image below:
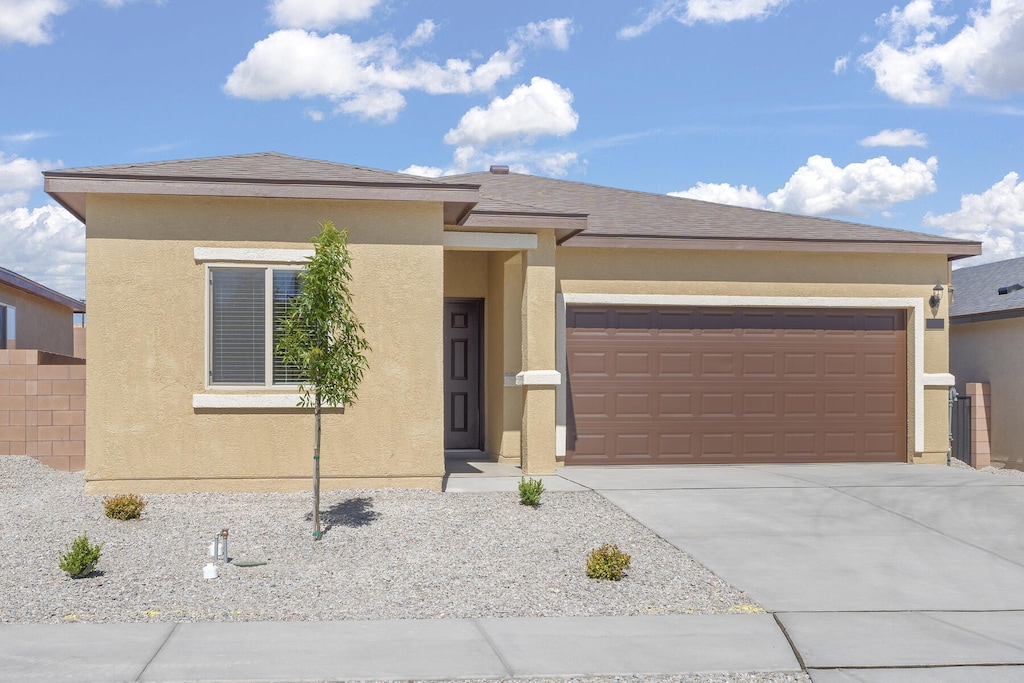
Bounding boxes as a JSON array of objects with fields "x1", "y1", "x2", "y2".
[{"x1": 0, "y1": 349, "x2": 86, "y2": 471}]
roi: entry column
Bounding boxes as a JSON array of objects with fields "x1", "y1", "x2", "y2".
[{"x1": 520, "y1": 231, "x2": 558, "y2": 474}]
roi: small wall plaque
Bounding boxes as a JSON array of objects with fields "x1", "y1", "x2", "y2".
[{"x1": 926, "y1": 318, "x2": 945, "y2": 330}]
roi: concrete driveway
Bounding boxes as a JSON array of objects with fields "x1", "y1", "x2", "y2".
[{"x1": 559, "y1": 463, "x2": 1024, "y2": 681}]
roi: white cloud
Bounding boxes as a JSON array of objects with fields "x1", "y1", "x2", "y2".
[
  {"x1": 670, "y1": 182, "x2": 767, "y2": 209},
  {"x1": 0, "y1": 204, "x2": 84, "y2": 298},
  {"x1": 225, "y1": 19, "x2": 574, "y2": 123},
  {"x1": 269, "y1": 0, "x2": 382, "y2": 30},
  {"x1": 860, "y1": 0, "x2": 1024, "y2": 105},
  {"x1": 0, "y1": 152, "x2": 51, "y2": 211},
  {"x1": 402, "y1": 19, "x2": 436, "y2": 48},
  {"x1": 515, "y1": 18, "x2": 574, "y2": 50},
  {"x1": 1, "y1": 131, "x2": 50, "y2": 143},
  {"x1": 833, "y1": 55, "x2": 849, "y2": 74},
  {"x1": 0, "y1": 0, "x2": 69, "y2": 45},
  {"x1": 444, "y1": 77, "x2": 578, "y2": 146},
  {"x1": 859, "y1": 128, "x2": 929, "y2": 147},
  {"x1": 670, "y1": 154, "x2": 938, "y2": 216},
  {"x1": 925, "y1": 172, "x2": 1024, "y2": 263},
  {"x1": 399, "y1": 164, "x2": 444, "y2": 178},
  {"x1": 619, "y1": 0, "x2": 790, "y2": 38},
  {"x1": 402, "y1": 145, "x2": 579, "y2": 178},
  {"x1": 767, "y1": 154, "x2": 938, "y2": 215},
  {"x1": 303, "y1": 108, "x2": 324, "y2": 121}
]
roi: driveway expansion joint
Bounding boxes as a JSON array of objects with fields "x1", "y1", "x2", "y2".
[{"x1": 771, "y1": 612, "x2": 808, "y2": 673}]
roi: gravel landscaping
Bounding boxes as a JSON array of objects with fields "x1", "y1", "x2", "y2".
[{"x1": 2, "y1": 456, "x2": 759, "y2": 624}]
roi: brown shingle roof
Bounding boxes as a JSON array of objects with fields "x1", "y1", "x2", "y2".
[
  {"x1": 448, "y1": 170, "x2": 978, "y2": 248},
  {"x1": 47, "y1": 152, "x2": 463, "y2": 189}
]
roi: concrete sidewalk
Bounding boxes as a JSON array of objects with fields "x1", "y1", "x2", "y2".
[{"x1": 0, "y1": 614, "x2": 799, "y2": 682}]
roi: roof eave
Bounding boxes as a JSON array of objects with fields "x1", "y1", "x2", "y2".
[
  {"x1": 43, "y1": 174, "x2": 481, "y2": 223},
  {"x1": 561, "y1": 234, "x2": 983, "y2": 258},
  {"x1": 460, "y1": 210, "x2": 588, "y2": 243},
  {"x1": 951, "y1": 307, "x2": 1024, "y2": 324}
]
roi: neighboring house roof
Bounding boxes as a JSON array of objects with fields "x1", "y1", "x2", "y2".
[
  {"x1": 0, "y1": 267, "x2": 86, "y2": 312},
  {"x1": 448, "y1": 169, "x2": 980, "y2": 258},
  {"x1": 44, "y1": 153, "x2": 980, "y2": 259},
  {"x1": 950, "y1": 256, "x2": 1024, "y2": 322}
]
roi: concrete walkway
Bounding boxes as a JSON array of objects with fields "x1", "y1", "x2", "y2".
[{"x1": 5, "y1": 462, "x2": 1024, "y2": 682}]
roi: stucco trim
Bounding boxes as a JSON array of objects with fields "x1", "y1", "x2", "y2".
[
  {"x1": 924, "y1": 373, "x2": 955, "y2": 387},
  {"x1": 192, "y1": 394, "x2": 312, "y2": 409},
  {"x1": 556, "y1": 293, "x2": 925, "y2": 457},
  {"x1": 516, "y1": 370, "x2": 561, "y2": 386},
  {"x1": 443, "y1": 231, "x2": 538, "y2": 251},
  {"x1": 194, "y1": 248, "x2": 314, "y2": 264}
]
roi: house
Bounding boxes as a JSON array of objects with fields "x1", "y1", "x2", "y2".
[
  {"x1": 0, "y1": 266, "x2": 84, "y2": 357},
  {"x1": 950, "y1": 256, "x2": 1024, "y2": 469},
  {"x1": 42, "y1": 152, "x2": 980, "y2": 493},
  {"x1": 0, "y1": 268, "x2": 86, "y2": 469}
]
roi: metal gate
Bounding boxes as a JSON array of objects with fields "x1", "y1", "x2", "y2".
[{"x1": 951, "y1": 394, "x2": 972, "y2": 465}]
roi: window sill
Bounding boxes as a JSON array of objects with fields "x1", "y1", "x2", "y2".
[{"x1": 192, "y1": 394, "x2": 307, "y2": 409}]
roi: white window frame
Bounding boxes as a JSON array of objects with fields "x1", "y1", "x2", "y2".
[
  {"x1": 203, "y1": 263, "x2": 306, "y2": 390},
  {"x1": 195, "y1": 248, "x2": 314, "y2": 399}
]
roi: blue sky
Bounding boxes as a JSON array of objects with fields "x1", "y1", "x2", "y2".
[{"x1": 2, "y1": 0, "x2": 1024, "y2": 299}]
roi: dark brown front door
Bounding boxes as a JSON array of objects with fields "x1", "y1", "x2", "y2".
[
  {"x1": 566, "y1": 306, "x2": 907, "y2": 465},
  {"x1": 444, "y1": 299, "x2": 483, "y2": 450}
]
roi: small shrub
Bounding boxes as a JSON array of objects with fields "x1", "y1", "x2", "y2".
[
  {"x1": 59, "y1": 533, "x2": 102, "y2": 578},
  {"x1": 586, "y1": 543, "x2": 631, "y2": 581},
  {"x1": 518, "y1": 477, "x2": 545, "y2": 507},
  {"x1": 103, "y1": 493, "x2": 147, "y2": 520}
]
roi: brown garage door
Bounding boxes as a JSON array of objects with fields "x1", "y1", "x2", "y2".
[{"x1": 565, "y1": 306, "x2": 907, "y2": 465}]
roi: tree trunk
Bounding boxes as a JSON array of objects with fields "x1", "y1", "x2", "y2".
[{"x1": 312, "y1": 392, "x2": 322, "y2": 540}]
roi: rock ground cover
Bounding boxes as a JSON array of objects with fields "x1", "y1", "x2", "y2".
[{"x1": 2, "y1": 456, "x2": 759, "y2": 624}]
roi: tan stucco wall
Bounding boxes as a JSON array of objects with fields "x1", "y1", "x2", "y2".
[
  {"x1": 86, "y1": 194, "x2": 445, "y2": 493},
  {"x1": 951, "y1": 316, "x2": 1024, "y2": 467},
  {"x1": 557, "y1": 247, "x2": 953, "y2": 463},
  {"x1": 0, "y1": 283, "x2": 75, "y2": 356}
]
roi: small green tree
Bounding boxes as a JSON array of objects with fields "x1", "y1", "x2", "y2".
[{"x1": 276, "y1": 221, "x2": 371, "y2": 540}]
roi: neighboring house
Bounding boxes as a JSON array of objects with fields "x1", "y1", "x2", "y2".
[
  {"x1": 0, "y1": 267, "x2": 85, "y2": 357},
  {"x1": 0, "y1": 268, "x2": 86, "y2": 470},
  {"x1": 43, "y1": 153, "x2": 980, "y2": 493},
  {"x1": 950, "y1": 256, "x2": 1024, "y2": 469}
]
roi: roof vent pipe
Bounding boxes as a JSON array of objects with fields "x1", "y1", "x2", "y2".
[
  {"x1": 997, "y1": 284, "x2": 1024, "y2": 295},
  {"x1": 489, "y1": 165, "x2": 510, "y2": 174}
]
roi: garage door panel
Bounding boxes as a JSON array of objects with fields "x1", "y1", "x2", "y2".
[
  {"x1": 824, "y1": 393, "x2": 858, "y2": 417},
  {"x1": 864, "y1": 392, "x2": 899, "y2": 416},
  {"x1": 824, "y1": 353, "x2": 857, "y2": 375},
  {"x1": 742, "y1": 393, "x2": 777, "y2": 416},
  {"x1": 567, "y1": 351, "x2": 610, "y2": 376},
  {"x1": 700, "y1": 393, "x2": 737, "y2": 417},
  {"x1": 864, "y1": 353, "x2": 899, "y2": 375},
  {"x1": 566, "y1": 306, "x2": 907, "y2": 465},
  {"x1": 615, "y1": 392, "x2": 653, "y2": 418},
  {"x1": 657, "y1": 392, "x2": 694, "y2": 417},
  {"x1": 700, "y1": 353, "x2": 736, "y2": 375},
  {"x1": 743, "y1": 433, "x2": 777, "y2": 456},
  {"x1": 614, "y1": 352, "x2": 653, "y2": 376},
  {"x1": 655, "y1": 352, "x2": 694, "y2": 376}
]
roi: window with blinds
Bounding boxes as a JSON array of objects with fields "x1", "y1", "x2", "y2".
[
  {"x1": 272, "y1": 270, "x2": 303, "y2": 384},
  {"x1": 209, "y1": 266, "x2": 303, "y2": 386}
]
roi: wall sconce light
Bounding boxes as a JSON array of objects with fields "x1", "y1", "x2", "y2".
[{"x1": 930, "y1": 283, "x2": 944, "y2": 308}]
